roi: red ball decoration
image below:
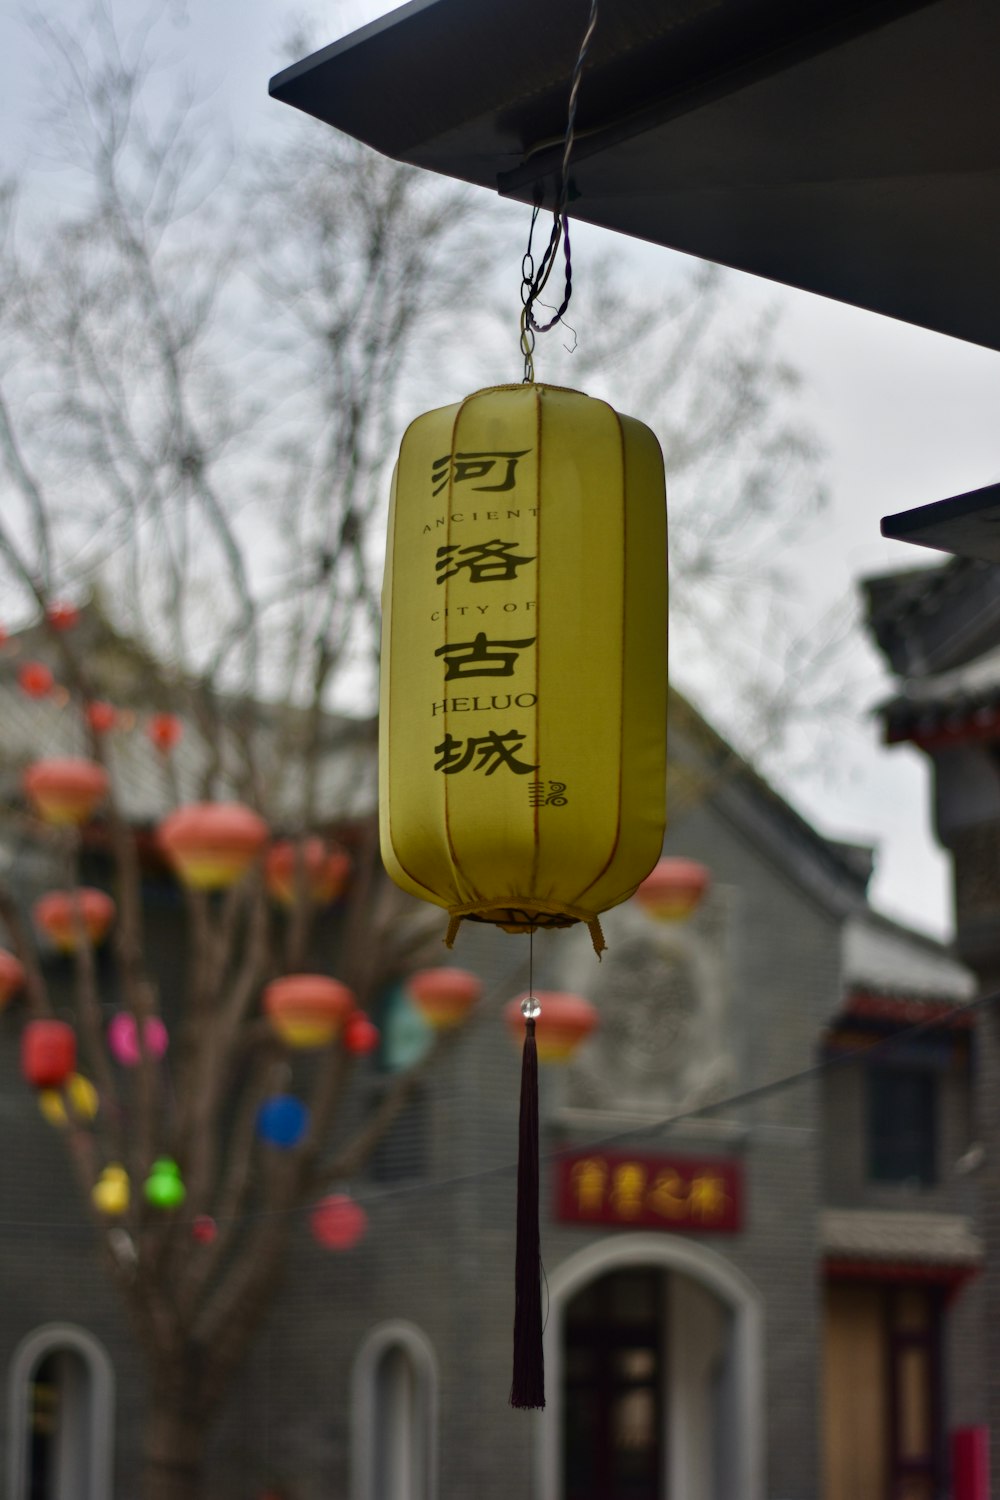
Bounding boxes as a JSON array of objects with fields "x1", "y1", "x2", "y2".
[
  {"x1": 343, "y1": 1012, "x2": 380, "y2": 1056},
  {"x1": 263, "y1": 975, "x2": 355, "y2": 1049},
  {"x1": 23, "y1": 758, "x2": 109, "y2": 827},
  {"x1": 0, "y1": 948, "x2": 25, "y2": 1010},
  {"x1": 406, "y1": 967, "x2": 482, "y2": 1030},
  {"x1": 147, "y1": 712, "x2": 183, "y2": 753},
  {"x1": 46, "y1": 602, "x2": 80, "y2": 632},
  {"x1": 85, "y1": 701, "x2": 118, "y2": 734},
  {"x1": 21, "y1": 1019, "x2": 77, "y2": 1089},
  {"x1": 34, "y1": 889, "x2": 116, "y2": 953},
  {"x1": 265, "y1": 839, "x2": 351, "y2": 907},
  {"x1": 192, "y1": 1215, "x2": 218, "y2": 1245},
  {"x1": 310, "y1": 1194, "x2": 368, "y2": 1251},
  {"x1": 634, "y1": 858, "x2": 711, "y2": 922},
  {"x1": 503, "y1": 992, "x2": 599, "y2": 1064},
  {"x1": 18, "y1": 662, "x2": 54, "y2": 699},
  {"x1": 158, "y1": 803, "x2": 268, "y2": 890}
]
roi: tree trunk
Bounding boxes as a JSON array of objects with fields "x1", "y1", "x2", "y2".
[{"x1": 143, "y1": 1394, "x2": 208, "y2": 1500}]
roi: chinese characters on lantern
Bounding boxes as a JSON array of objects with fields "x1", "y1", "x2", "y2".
[
  {"x1": 426, "y1": 451, "x2": 569, "y2": 801},
  {"x1": 555, "y1": 1151, "x2": 743, "y2": 1234}
]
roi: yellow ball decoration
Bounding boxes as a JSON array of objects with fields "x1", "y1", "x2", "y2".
[
  {"x1": 39, "y1": 1073, "x2": 99, "y2": 1127},
  {"x1": 92, "y1": 1163, "x2": 130, "y2": 1217}
]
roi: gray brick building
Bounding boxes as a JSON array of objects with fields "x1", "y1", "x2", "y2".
[{"x1": 0, "y1": 666, "x2": 981, "y2": 1500}]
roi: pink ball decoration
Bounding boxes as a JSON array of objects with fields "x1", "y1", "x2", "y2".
[
  {"x1": 107, "y1": 1012, "x2": 168, "y2": 1067},
  {"x1": 310, "y1": 1194, "x2": 368, "y2": 1251}
]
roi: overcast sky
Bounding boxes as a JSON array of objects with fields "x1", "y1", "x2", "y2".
[{"x1": 4, "y1": 0, "x2": 999, "y2": 940}]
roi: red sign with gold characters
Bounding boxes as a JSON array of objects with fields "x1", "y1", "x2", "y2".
[{"x1": 555, "y1": 1150, "x2": 743, "y2": 1234}]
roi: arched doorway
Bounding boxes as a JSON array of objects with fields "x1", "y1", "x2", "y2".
[
  {"x1": 540, "y1": 1235, "x2": 764, "y2": 1500},
  {"x1": 7, "y1": 1325, "x2": 115, "y2": 1500},
  {"x1": 351, "y1": 1320, "x2": 438, "y2": 1500}
]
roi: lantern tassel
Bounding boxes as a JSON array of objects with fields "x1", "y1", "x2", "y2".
[{"x1": 510, "y1": 1014, "x2": 545, "y2": 1409}]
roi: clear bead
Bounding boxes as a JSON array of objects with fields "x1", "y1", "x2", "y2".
[{"x1": 521, "y1": 996, "x2": 541, "y2": 1019}]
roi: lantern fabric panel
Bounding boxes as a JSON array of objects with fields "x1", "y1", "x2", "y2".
[{"x1": 379, "y1": 383, "x2": 667, "y2": 940}]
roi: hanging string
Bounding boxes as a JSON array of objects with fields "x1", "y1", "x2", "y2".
[{"x1": 520, "y1": 0, "x2": 600, "y2": 382}]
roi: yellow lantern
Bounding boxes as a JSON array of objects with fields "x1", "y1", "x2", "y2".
[{"x1": 379, "y1": 384, "x2": 667, "y2": 952}]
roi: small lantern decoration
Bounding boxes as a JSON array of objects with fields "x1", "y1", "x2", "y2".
[
  {"x1": 265, "y1": 839, "x2": 351, "y2": 907},
  {"x1": 263, "y1": 974, "x2": 355, "y2": 1048},
  {"x1": 92, "y1": 1163, "x2": 130, "y2": 1216},
  {"x1": 158, "y1": 802, "x2": 268, "y2": 890},
  {"x1": 310, "y1": 1193, "x2": 368, "y2": 1251},
  {"x1": 406, "y1": 967, "x2": 482, "y2": 1030},
  {"x1": 18, "y1": 662, "x2": 54, "y2": 699},
  {"x1": 23, "y1": 757, "x2": 109, "y2": 826},
  {"x1": 192, "y1": 1214, "x2": 218, "y2": 1245},
  {"x1": 0, "y1": 948, "x2": 25, "y2": 1010},
  {"x1": 634, "y1": 858, "x2": 710, "y2": 921},
  {"x1": 21, "y1": 1020, "x2": 76, "y2": 1089},
  {"x1": 85, "y1": 700, "x2": 118, "y2": 734},
  {"x1": 46, "y1": 601, "x2": 80, "y2": 631},
  {"x1": 343, "y1": 1012, "x2": 380, "y2": 1056},
  {"x1": 107, "y1": 1012, "x2": 169, "y2": 1067},
  {"x1": 503, "y1": 991, "x2": 598, "y2": 1063},
  {"x1": 144, "y1": 1158, "x2": 186, "y2": 1210},
  {"x1": 256, "y1": 1095, "x2": 309, "y2": 1149},
  {"x1": 39, "y1": 1073, "x2": 99, "y2": 1127},
  {"x1": 34, "y1": 889, "x2": 116, "y2": 952},
  {"x1": 379, "y1": 384, "x2": 667, "y2": 952},
  {"x1": 147, "y1": 712, "x2": 183, "y2": 753}
]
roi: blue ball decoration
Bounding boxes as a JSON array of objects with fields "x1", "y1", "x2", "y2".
[{"x1": 256, "y1": 1094, "x2": 309, "y2": 1149}]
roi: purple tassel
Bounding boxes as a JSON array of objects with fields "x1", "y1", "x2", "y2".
[{"x1": 510, "y1": 1012, "x2": 545, "y2": 1409}]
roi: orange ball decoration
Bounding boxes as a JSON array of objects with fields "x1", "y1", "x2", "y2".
[
  {"x1": 85, "y1": 700, "x2": 118, "y2": 734},
  {"x1": 265, "y1": 838, "x2": 351, "y2": 907},
  {"x1": 23, "y1": 758, "x2": 109, "y2": 826},
  {"x1": 503, "y1": 992, "x2": 598, "y2": 1064},
  {"x1": 406, "y1": 968, "x2": 482, "y2": 1030},
  {"x1": 263, "y1": 974, "x2": 355, "y2": 1049},
  {"x1": 147, "y1": 713, "x2": 183, "y2": 753},
  {"x1": 0, "y1": 948, "x2": 25, "y2": 1010},
  {"x1": 34, "y1": 889, "x2": 116, "y2": 953},
  {"x1": 634, "y1": 858, "x2": 711, "y2": 922},
  {"x1": 158, "y1": 803, "x2": 268, "y2": 890},
  {"x1": 18, "y1": 662, "x2": 54, "y2": 699}
]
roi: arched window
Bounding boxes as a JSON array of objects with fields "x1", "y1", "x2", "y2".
[
  {"x1": 352, "y1": 1321, "x2": 438, "y2": 1500},
  {"x1": 7, "y1": 1324, "x2": 114, "y2": 1500}
]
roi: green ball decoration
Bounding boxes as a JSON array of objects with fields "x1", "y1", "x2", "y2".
[{"x1": 144, "y1": 1157, "x2": 186, "y2": 1210}]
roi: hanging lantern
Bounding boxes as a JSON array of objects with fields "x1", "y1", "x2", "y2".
[
  {"x1": 92, "y1": 1163, "x2": 130, "y2": 1216},
  {"x1": 343, "y1": 1012, "x2": 380, "y2": 1056},
  {"x1": 144, "y1": 1158, "x2": 186, "y2": 1209},
  {"x1": 263, "y1": 974, "x2": 355, "y2": 1048},
  {"x1": 39, "y1": 1073, "x2": 99, "y2": 1127},
  {"x1": 107, "y1": 1012, "x2": 168, "y2": 1067},
  {"x1": 379, "y1": 383, "x2": 667, "y2": 953},
  {"x1": 0, "y1": 948, "x2": 25, "y2": 1010},
  {"x1": 265, "y1": 839, "x2": 351, "y2": 907},
  {"x1": 21, "y1": 1020, "x2": 76, "y2": 1089},
  {"x1": 256, "y1": 1094, "x2": 310, "y2": 1149},
  {"x1": 33, "y1": 888, "x2": 116, "y2": 952},
  {"x1": 634, "y1": 857, "x2": 710, "y2": 921},
  {"x1": 18, "y1": 661, "x2": 54, "y2": 699},
  {"x1": 503, "y1": 991, "x2": 598, "y2": 1063},
  {"x1": 23, "y1": 757, "x2": 109, "y2": 826},
  {"x1": 406, "y1": 967, "x2": 482, "y2": 1030},
  {"x1": 310, "y1": 1193, "x2": 368, "y2": 1250},
  {"x1": 85, "y1": 700, "x2": 118, "y2": 734},
  {"x1": 158, "y1": 802, "x2": 268, "y2": 890},
  {"x1": 147, "y1": 712, "x2": 183, "y2": 753}
]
